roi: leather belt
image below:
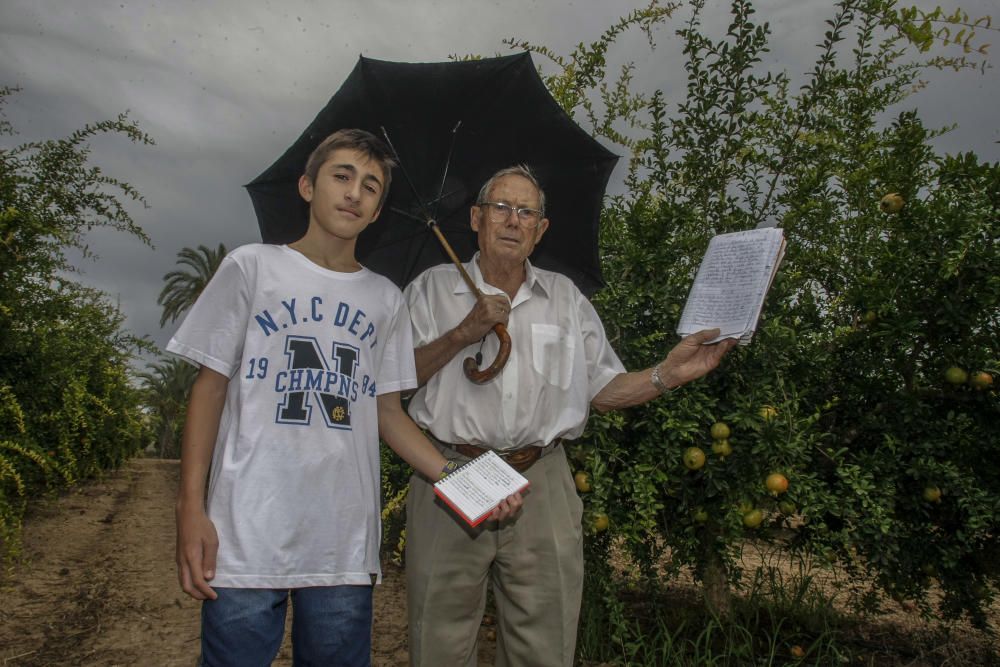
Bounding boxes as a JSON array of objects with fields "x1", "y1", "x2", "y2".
[{"x1": 442, "y1": 440, "x2": 561, "y2": 473}]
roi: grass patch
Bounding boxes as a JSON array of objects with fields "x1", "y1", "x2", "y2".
[{"x1": 576, "y1": 556, "x2": 998, "y2": 666}]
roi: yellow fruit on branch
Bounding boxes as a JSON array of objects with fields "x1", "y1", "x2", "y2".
[
  {"x1": 879, "y1": 192, "x2": 904, "y2": 213},
  {"x1": 944, "y1": 366, "x2": 968, "y2": 385},
  {"x1": 683, "y1": 446, "x2": 706, "y2": 470},
  {"x1": 711, "y1": 439, "x2": 733, "y2": 458},
  {"x1": 742, "y1": 509, "x2": 764, "y2": 529},
  {"x1": 710, "y1": 422, "x2": 731, "y2": 440},
  {"x1": 923, "y1": 486, "x2": 942, "y2": 503},
  {"x1": 591, "y1": 512, "x2": 609, "y2": 532},
  {"x1": 766, "y1": 472, "x2": 789, "y2": 495},
  {"x1": 758, "y1": 405, "x2": 778, "y2": 421},
  {"x1": 574, "y1": 471, "x2": 591, "y2": 493},
  {"x1": 969, "y1": 371, "x2": 994, "y2": 391}
]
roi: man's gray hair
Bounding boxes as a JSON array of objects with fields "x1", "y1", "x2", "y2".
[{"x1": 475, "y1": 165, "x2": 546, "y2": 213}]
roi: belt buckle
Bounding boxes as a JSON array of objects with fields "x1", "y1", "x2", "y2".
[{"x1": 501, "y1": 447, "x2": 539, "y2": 472}]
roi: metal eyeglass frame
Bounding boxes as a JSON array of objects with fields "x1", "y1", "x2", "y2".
[{"x1": 478, "y1": 201, "x2": 544, "y2": 228}]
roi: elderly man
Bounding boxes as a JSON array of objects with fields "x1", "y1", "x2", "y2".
[{"x1": 403, "y1": 165, "x2": 735, "y2": 666}]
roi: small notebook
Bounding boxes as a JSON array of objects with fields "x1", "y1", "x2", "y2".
[{"x1": 433, "y1": 450, "x2": 530, "y2": 526}]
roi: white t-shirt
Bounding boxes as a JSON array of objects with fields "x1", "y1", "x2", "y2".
[
  {"x1": 167, "y1": 244, "x2": 416, "y2": 588},
  {"x1": 405, "y1": 254, "x2": 625, "y2": 449}
]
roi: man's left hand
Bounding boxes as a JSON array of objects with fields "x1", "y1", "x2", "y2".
[{"x1": 660, "y1": 328, "x2": 737, "y2": 389}]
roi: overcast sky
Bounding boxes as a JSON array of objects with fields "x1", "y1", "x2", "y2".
[{"x1": 1, "y1": 0, "x2": 996, "y2": 367}]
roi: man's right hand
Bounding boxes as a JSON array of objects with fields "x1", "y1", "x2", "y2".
[
  {"x1": 415, "y1": 293, "x2": 513, "y2": 386},
  {"x1": 489, "y1": 492, "x2": 523, "y2": 522},
  {"x1": 176, "y1": 506, "x2": 219, "y2": 600},
  {"x1": 454, "y1": 294, "x2": 511, "y2": 346}
]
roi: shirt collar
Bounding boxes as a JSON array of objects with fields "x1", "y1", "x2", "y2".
[
  {"x1": 454, "y1": 252, "x2": 550, "y2": 300},
  {"x1": 523, "y1": 258, "x2": 549, "y2": 298}
]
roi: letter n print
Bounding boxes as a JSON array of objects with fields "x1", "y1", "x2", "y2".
[{"x1": 276, "y1": 336, "x2": 359, "y2": 430}]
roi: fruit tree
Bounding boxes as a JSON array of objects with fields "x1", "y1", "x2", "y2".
[{"x1": 519, "y1": 0, "x2": 998, "y2": 630}]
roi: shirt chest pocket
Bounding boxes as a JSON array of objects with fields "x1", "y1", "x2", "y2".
[{"x1": 531, "y1": 324, "x2": 576, "y2": 390}]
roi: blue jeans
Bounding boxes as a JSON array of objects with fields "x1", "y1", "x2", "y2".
[{"x1": 200, "y1": 586, "x2": 373, "y2": 667}]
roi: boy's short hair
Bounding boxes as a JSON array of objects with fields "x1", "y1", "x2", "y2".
[{"x1": 303, "y1": 129, "x2": 397, "y2": 209}]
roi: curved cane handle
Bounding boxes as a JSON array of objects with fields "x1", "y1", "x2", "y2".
[{"x1": 462, "y1": 323, "x2": 512, "y2": 384}]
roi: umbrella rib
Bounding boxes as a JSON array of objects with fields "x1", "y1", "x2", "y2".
[
  {"x1": 387, "y1": 206, "x2": 426, "y2": 224},
  {"x1": 434, "y1": 121, "x2": 462, "y2": 217},
  {"x1": 380, "y1": 126, "x2": 435, "y2": 227},
  {"x1": 425, "y1": 187, "x2": 462, "y2": 210},
  {"x1": 380, "y1": 126, "x2": 480, "y2": 298}
]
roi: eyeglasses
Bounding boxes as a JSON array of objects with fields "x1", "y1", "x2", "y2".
[{"x1": 479, "y1": 201, "x2": 544, "y2": 229}]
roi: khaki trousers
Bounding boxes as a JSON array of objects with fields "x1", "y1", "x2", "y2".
[{"x1": 405, "y1": 443, "x2": 584, "y2": 667}]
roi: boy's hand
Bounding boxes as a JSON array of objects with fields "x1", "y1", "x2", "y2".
[
  {"x1": 176, "y1": 507, "x2": 219, "y2": 600},
  {"x1": 489, "y1": 492, "x2": 523, "y2": 522}
]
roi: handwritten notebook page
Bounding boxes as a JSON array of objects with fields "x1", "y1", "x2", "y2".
[{"x1": 677, "y1": 227, "x2": 785, "y2": 344}]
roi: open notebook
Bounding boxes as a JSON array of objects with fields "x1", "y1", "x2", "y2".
[{"x1": 677, "y1": 227, "x2": 786, "y2": 345}]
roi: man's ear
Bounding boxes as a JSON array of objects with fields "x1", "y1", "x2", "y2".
[
  {"x1": 298, "y1": 174, "x2": 313, "y2": 203},
  {"x1": 470, "y1": 204, "x2": 482, "y2": 232},
  {"x1": 533, "y1": 216, "x2": 550, "y2": 244}
]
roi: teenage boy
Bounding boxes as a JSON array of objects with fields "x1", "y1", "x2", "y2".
[{"x1": 169, "y1": 129, "x2": 515, "y2": 666}]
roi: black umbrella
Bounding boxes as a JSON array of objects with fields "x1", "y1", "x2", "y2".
[{"x1": 246, "y1": 52, "x2": 618, "y2": 382}]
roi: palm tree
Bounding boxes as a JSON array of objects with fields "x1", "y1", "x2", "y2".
[
  {"x1": 137, "y1": 357, "x2": 198, "y2": 458},
  {"x1": 157, "y1": 243, "x2": 228, "y2": 327}
]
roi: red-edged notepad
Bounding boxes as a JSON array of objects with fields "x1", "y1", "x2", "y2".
[{"x1": 434, "y1": 450, "x2": 530, "y2": 526}]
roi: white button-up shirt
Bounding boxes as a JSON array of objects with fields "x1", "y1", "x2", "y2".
[{"x1": 404, "y1": 253, "x2": 625, "y2": 450}]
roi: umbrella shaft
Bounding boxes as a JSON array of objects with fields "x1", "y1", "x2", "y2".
[{"x1": 429, "y1": 222, "x2": 481, "y2": 298}]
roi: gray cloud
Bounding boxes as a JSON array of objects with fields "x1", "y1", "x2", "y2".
[{"x1": 1, "y1": 0, "x2": 995, "y2": 363}]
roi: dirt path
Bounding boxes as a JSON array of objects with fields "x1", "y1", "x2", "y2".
[
  {"x1": 5, "y1": 459, "x2": 995, "y2": 666},
  {"x1": 0, "y1": 458, "x2": 494, "y2": 666}
]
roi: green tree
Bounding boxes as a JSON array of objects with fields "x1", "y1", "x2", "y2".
[
  {"x1": 137, "y1": 357, "x2": 197, "y2": 458},
  {"x1": 0, "y1": 87, "x2": 152, "y2": 560},
  {"x1": 157, "y1": 243, "x2": 228, "y2": 327},
  {"x1": 508, "y1": 0, "x2": 997, "y2": 650},
  {"x1": 148, "y1": 243, "x2": 228, "y2": 459}
]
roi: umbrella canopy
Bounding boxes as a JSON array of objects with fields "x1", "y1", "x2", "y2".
[{"x1": 245, "y1": 52, "x2": 618, "y2": 298}]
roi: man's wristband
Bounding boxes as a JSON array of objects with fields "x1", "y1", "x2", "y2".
[
  {"x1": 650, "y1": 365, "x2": 674, "y2": 394},
  {"x1": 439, "y1": 460, "x2": 459, "y2": 480}
]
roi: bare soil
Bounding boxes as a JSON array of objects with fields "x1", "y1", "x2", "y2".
[
  {"x1": 2, "y1": 459, "x2": 995, "y2": 666},
  {"x1": 0, "y1": 458, "x2": 497, "y2": 667}
]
